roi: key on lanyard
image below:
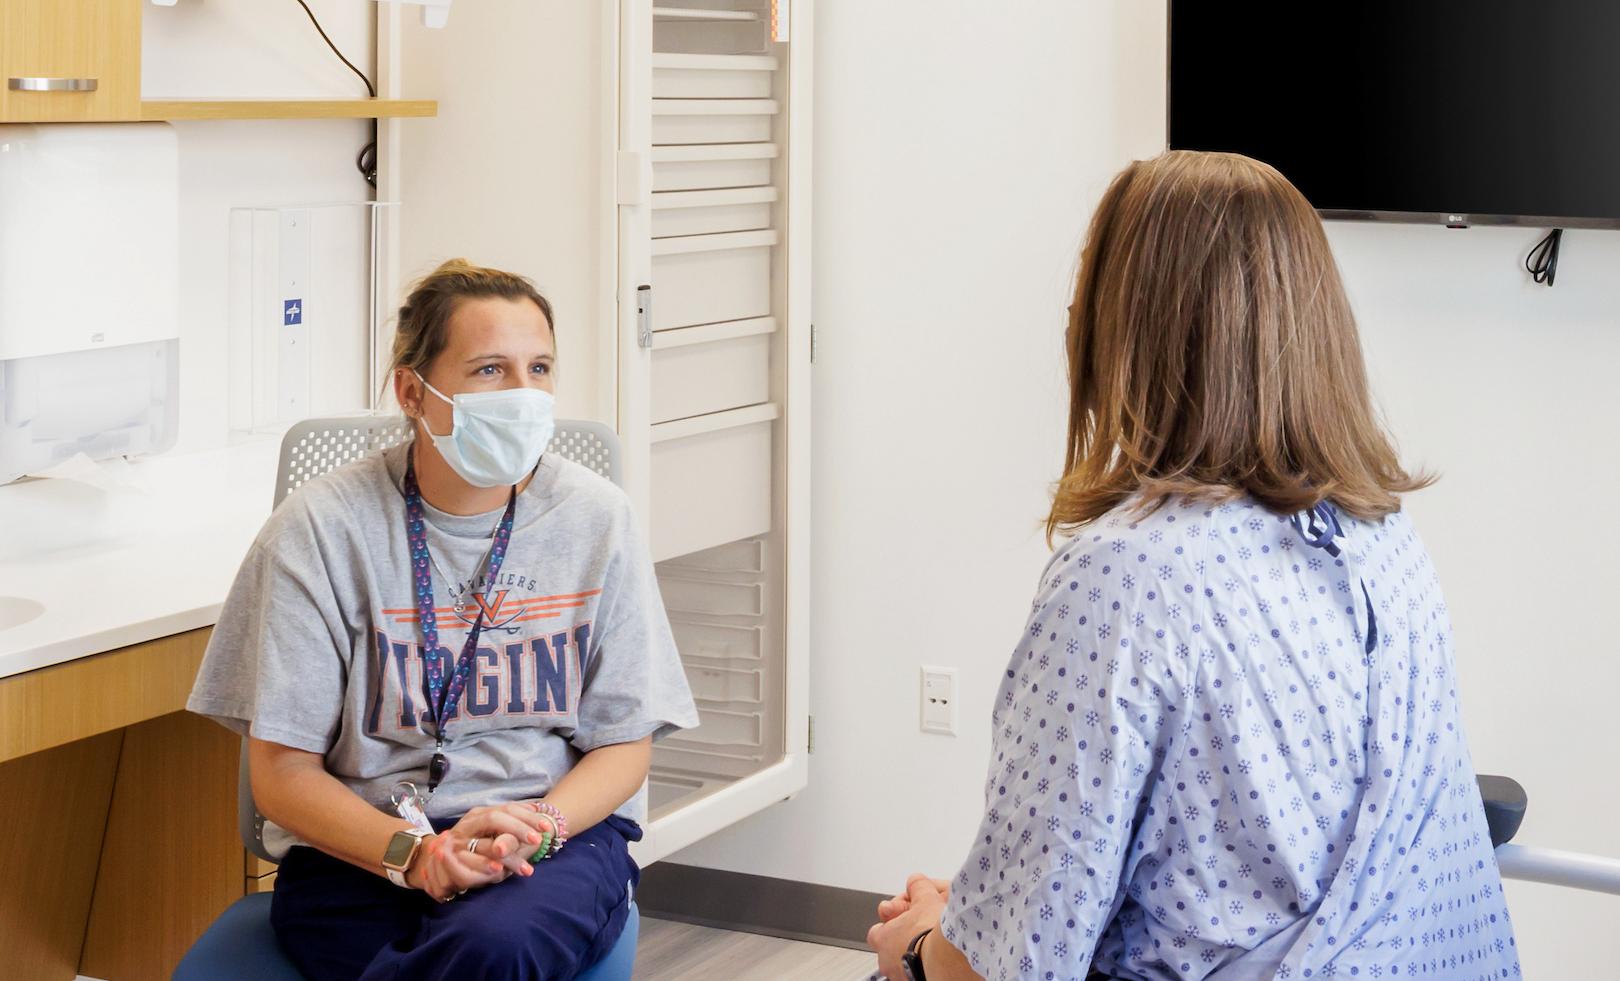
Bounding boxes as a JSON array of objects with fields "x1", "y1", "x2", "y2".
[{"x1": 391, "y1": 781, "x2": 433, "y2": 833}]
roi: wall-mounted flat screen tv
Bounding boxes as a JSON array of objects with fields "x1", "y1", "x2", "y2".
[{"x1": 1168, "y1": 1, "x2": 1620, "y2": 227}]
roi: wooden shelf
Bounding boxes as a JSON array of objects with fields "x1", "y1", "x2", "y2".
[{"x1": 138, "y1": 97, "x2": 437, "y2": 121}]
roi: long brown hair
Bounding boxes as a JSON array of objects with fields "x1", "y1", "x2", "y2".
[{"x1": 1048, "y1": 151, "x2": 1430, "y2": 541}]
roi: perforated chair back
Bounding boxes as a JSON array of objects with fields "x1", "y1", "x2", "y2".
[
  {"x1": 273, "y1": 414, "x2": 621, "y2": 508},
  {"x1": 241, "y1": 413, "x2": 622, "y2": 863}
]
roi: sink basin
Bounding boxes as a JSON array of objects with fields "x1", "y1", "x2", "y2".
[{"x1": 0, "y1": 596, "x2": 45, "y2": 632}]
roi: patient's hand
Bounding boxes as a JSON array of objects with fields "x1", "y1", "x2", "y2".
[
  {"x1": 868, "y1": 875, "x2": 951, "y2": 980},
  {"x1": 876, "y1": 874, "x2": 951, "y2": 923}
]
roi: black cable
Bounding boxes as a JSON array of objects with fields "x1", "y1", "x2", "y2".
[
  {"x1": 292, "y1": 0, "x2": 378, "y2": 187},
  {"x1": 356, "y1": 126, "x2": 377, "y2": 186},
  {"x1": 294, "y1": 0, "x2": 375, "y2": 97},
  {"x1": 1526, "y1": 228, "x2": 1562, "y2": 287}
]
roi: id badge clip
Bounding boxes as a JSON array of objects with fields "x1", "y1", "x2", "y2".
[{"x1": 390, "y1": 781, "x2": 433, "y2": 834}]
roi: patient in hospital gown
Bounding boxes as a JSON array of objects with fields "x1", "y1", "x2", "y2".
[{"x1": 941, "y1": 496, "x2": 1521, "y2": 979}]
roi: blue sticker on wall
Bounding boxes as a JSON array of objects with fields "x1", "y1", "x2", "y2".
[{"x1": 284, "y1": 299, "x2": 303, "y2": 326}]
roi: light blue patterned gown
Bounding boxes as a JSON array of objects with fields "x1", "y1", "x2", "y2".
[{"x1": 941, "y1": 496, "x2": 1520, "y2": 980}]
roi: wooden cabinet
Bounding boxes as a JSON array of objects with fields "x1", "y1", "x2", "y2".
[
  {"x1": 0, "y1": 0, "x2": 141, "y2": 122},
  {"x1": 0, "y1": 0, "x2": 434, "y2": 122},
  {"x1": 0, "y1": 628, "x2": 242, "y2": 981}
]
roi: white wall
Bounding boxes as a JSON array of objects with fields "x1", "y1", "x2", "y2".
[
  {"x1": 672, "y1": 2, "x2": 1620, "y2": 977},
  {"x1": 389, "y1": 1, "x2": 617, "y2": 426},
  {"x1": 142, "y1": 0, "x2": 379, "y2": 453},
  {"x1": 672, "y1": 0, "x2": 1161, "y2": 896}
]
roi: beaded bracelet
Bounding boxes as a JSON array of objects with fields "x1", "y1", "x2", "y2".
[{"x1": 528, "y1": 801, "x2": 569, "y2": 861}]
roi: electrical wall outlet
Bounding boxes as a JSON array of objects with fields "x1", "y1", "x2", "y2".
[{"x1": 921, "y1": 666, "x2": 958, "y2": 735}]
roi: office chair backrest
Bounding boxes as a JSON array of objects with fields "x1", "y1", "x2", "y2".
[{"x1": 273, "y1": 414, "x2": 620, "y2": 508}]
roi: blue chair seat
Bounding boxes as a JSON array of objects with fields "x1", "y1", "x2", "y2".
[
  {"x1": 581, "y1": 900, "x2": 641, "y2": 981},
  {"x1": 173, "y1": 892, "x2": 301, "y2": 981},
  {"x1": 175, "y1": 892, "x2": 640, "y2": 981}
]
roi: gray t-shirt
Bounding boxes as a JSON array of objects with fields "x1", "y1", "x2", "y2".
[{"x1": 187, "y1": 443, "x2": 698, "y2": 856}]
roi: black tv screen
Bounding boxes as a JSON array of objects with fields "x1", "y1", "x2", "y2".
[{"x1": 1168, "y1": 1, "x2": 1620, "y2": 227}]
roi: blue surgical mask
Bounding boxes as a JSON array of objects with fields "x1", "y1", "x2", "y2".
[{"x1": 414, "y1": 372, "x2": 555, "y2": 488}]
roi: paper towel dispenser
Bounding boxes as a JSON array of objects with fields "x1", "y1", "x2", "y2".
[{"x1": 0, "y1": 123, "x2": 180, "y2": 484}]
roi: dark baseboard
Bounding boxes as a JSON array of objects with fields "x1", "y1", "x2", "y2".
[{"x1": 636, "y1": 861, "x2": 886, "y2": 952}]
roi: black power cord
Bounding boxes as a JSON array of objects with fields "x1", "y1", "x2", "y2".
[
  {"x1": 1526, "y1": 228, "x2": 1562, "y2": 287},
  {"x1": 293, "y1": 0, "x2": 378, "y2": 187}
]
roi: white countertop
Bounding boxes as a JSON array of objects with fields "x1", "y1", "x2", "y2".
[{"x1": 0, "y1": 437, "x2": 282, "y2": 679}]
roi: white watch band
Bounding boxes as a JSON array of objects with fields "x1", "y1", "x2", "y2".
[{"x1": 383, "y1": 827, "x2": 431, "y2": 888}]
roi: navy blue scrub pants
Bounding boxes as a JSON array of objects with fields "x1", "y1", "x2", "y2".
[{"x1": 270, "y1": 815, "x2": 640, "y2": 981}]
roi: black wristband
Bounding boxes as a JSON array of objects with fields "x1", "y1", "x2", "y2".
[{"x1": 901, "y1": 927, "x2": 933, "y2": 981}]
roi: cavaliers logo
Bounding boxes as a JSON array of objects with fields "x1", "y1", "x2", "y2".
[{"x1": 384, "y1": 588, "x2": 602, "y2": 635}]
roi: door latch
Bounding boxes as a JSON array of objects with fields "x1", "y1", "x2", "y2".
[{"x1": 636, "y1": 285, "x2": 653, "y2": 349}]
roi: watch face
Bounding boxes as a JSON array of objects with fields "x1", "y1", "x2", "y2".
[{"x1": 383, "y1": 831, "x2": 420, "y2": 869}]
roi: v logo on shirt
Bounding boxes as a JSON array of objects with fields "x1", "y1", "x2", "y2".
[
  {"x1": 471, "y1": 590, "x2": 511, "y2": 624},
  {"x1": 381, "y1": 587, "x2": 603, "y2": 633}
]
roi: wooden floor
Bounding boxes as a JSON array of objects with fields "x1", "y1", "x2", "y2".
[{"x1": 635, "y1": 917, "x2": 876, "y2": 980}]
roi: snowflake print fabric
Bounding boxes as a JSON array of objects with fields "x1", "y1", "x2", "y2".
[{"x1": 940, "y1": 496, "x2": 1519, "y2": 980}]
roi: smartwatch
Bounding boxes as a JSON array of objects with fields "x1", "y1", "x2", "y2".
[
  {"x1": 901, "y1": 928, "x2": 932, "y2": 981},
  {"x1": 382, "y1": 827, "x2": 431, "y2": 887}
]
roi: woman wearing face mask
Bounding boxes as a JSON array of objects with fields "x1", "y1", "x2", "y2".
[
  {"x1": 865, "y1": 153, "x2": 1520, "y2": 980},
  {"x1": 188, "y1": 259, "x2": 698, "y2": 980}
]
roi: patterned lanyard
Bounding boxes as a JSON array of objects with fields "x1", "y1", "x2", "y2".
[
  {"x1": 1291, "y1": 500, "x2": 1378, "y2": 655},
  {"x1": 403, "y1": 453, "x2": 516, "y2": 793}
]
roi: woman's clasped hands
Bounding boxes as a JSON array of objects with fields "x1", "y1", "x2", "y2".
[{"x1": 404, "y1": 801, "x2": 562, "y2": 902}]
